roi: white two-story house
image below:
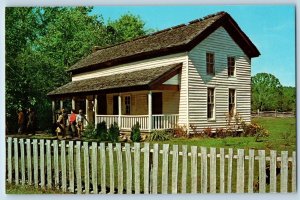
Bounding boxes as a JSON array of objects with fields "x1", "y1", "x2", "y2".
[{"x1": 48, "y1": 11, "x2": 260, "y2": 134}]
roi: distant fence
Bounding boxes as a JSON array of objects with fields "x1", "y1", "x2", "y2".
[
  {"x1": 252, "y1": 110, "x2": 295, "y2": 118},
  {"x1": 6, "y1": 137, "x2": 296, "y2": 194}
]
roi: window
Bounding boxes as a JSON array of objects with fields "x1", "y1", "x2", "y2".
[
  {"x1": 125, "y1": 96, "x2": 131, "y2": 115},
  {"x1": 206, "y1": 52, "x2": 215, "y2": 75},
  {"x1": 227, "y1": 57, "x2": 235, "y2": 77},
  {"x1": 207, "y1": 88, "x2": 215, "y2": 119},
  {"x1": 229, "y1": 89, "x2": 235, "y2": 116}
]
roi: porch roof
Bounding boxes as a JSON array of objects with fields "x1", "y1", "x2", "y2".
[{"x1": 47, "y1": 63, "x2": 182, "y2": 98}]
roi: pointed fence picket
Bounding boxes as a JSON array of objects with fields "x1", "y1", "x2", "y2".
[{"x1": 5, "y1": 137, "x2": 297, "y2": 194}]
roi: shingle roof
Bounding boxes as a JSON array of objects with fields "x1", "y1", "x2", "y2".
[
  {"x1": 48, "y1": 63, "x2": 182, "y2": 97},
  {"x1": 67, "y1": 11, "x2": 260, "y2": 74}
]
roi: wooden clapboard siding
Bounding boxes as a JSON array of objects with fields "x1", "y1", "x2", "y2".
[
  {"x1": 72, "y1": 53, "x2": 187, "y2": 81},
  {"x1": 188, "y1": 27, "x2": 251, "y2": 132},
  {"x1": 163, "y1": 91, "x2": 180, "y2": 114}
]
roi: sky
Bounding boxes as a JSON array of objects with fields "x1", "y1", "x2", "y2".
[{"x1": 92, "y1": 5, "x2": 296, "y2": 87}]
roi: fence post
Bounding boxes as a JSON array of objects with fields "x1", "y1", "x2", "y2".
[
  {"x1": 270, "y1": 150, "x2": 277, "y2": 193},
  {"x1": 292, "y1": 151, "x2": 296, "y2": 192},
  {"x1": 83, "y1": 142, "x2": 89, "y2": 194},
  {"x1": 40, "y1": 139, "x2": 45, "y2": 189},
  {"x1": 258, "y1": 150, "x2": 266, "y2": 193},
  {"x1": 75, "y1": 141, "x2": 82, "y2": 194},
  {"x1": 219, "y1": 148, "x2": 225, "y2": 193},
  {"x1": 191, "y1": 146, "x2": 197, "y2": 194},
  {"x1": 116, "y1": 143, "x2": 123, "y2": 194},
  {"x1": 181, "y1": 145, "x2": 188, "y2": 194},
  {"x1": 280, "y1": 151, "x2": 288, "y2": 193},
  {"x1": 91, "y1": 142, "x2": 98, "y2": 194},
  {"x1": 125, "y1": 143, "x2": 132, "y2": 194},
  {"x1": 20, "y1": 139, "x2": 25, "y2": 185},
  {"x1": 143, "y1": 143, "x2": 150, "y2": 194},
  {"x1": 33, "y1": 139, "x2": 38, "y2": 188},
  {"x1": 68, "y1": 141, "x2": 75, "y2": 193},
  {"x1": 46, "y1": 140, "x2": 52, "y2": 189},
  {"x1": 171, "y1": 145, "x2": 179, "y2": 194},
  {"x1": 227, "y1": 148, "x2": 233, "y2": 193},
  {"x1": 248, "y1": 149, "x2": 255, "y2": 193},
  {"x1": 108, "y1": 143, "x2": 114, "y2": 194},
  {"x1": 201, "y1": 147, "x2": 207, "y2": 193},
  {"x1": 100, "y1": 143, "x2": 106, "y2": 194},
  {"x1": 13, "y1": 138, "x2": 19, "y2": 185},
  {"x1": 134, "y1": 143, "x2": 141, "y2": 194},
  {"x1": 53, "y1": 140, "x2": 59, "y2": 189},
  {"x1": 162, "y1": 144, "x2": 169, "y2": 194},
  {"x1": 61, "y1": 140, "x2": 67, "y2": 192},
  {"x1": 7, "y1": 137, "x2": 12, "y2": 184},
  {"x1": 152, "y1": 143, "x2": 159, "y2": 194},
  {"x1": 210, "y1": 147, "x2": 217, "y2": 193},
  {"x1": 26, "y1": 139, "x2": 32, "y2": 185},
  {"x1": 236, "y1": 149, "x2": 244, "y2": 193}
]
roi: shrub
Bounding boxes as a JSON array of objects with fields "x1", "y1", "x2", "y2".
[
  {"x1": 108, "y1": 122, "x2": 120, "y2": 143},
  {"x1": 203, "y1": 127, "x2": 214, "y2": 137},
  {"x1": 96, "y1": 121, "x2": 107, "y2": 141},
  {"x1": 83, "y1": 123, "x2": 96, "y2": 139},
  {"x1": 130, "y1": 122, "x2": 141, "y2": 142},
  {"x1": 216, "y1": 128, "x2": 227, "y2": 138},
  {"x1": 148, "y1": 130, "x2": 170, "y2": 141},
  {"x1": 172, "y1": 125, "x2": 188, "y2": 138},
  {"x1": 189, "y1": 124, "x2": 205, "y2": 138}
]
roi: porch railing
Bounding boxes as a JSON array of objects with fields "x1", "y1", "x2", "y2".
[
  {"x1": 95, "y1": 114, "x2": 179, "y2": 130},
  {"x1": 152, "y1": 114, "x2": 179, "y2": 129},
  {"x1": 96, "y1": 115, "x2": 119, "y2": 126}
]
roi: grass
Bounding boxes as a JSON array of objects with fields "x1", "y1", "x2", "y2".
[
  {"x1": 6, "y1": 183, "x2": 70, "y2": 194},
  {"x1": 150, "y1": 117, "x2": 296, "y2": 154}
]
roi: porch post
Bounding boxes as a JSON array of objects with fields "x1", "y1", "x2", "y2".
[
  {"x1": 72, "y1": 97, "x2": 75, "y2": 110},
  {"x1": 52, "y1": 100, "x2": 55, "y2": 123},
  {"x1": 94, "y1": 95, "x2": 98, "y2": 126},
  {"x1": 60, "y1": 100, "x2": 63, "y2": 109},
  {"x1": 86, "y1": 98, "x2": 89, "y2": 123},
  {"x1": 118, "y1": 94, "x2": 121, "y2": 128},
  {"x1": 148, "y1": 91, "x2": 152, "y2": 131}
]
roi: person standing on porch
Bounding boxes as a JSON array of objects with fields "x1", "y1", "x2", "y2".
[
  {"x1": 76, "y1": 109, "x2": 85, "y2": 138},
  {"x1": 17, "y1": 108, "x2": 24, "y2": 134}
]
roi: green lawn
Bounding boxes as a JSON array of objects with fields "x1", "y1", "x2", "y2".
[
  {"x1": 6, "y1": 183, "x2": 70, "y2": 194},
  {"x1": 151, "y1": 117, "x2": 296, "y2": 154}
]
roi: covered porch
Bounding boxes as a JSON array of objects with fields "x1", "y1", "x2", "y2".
[{"x1": 48, "y1": 63, "x2": 182, "y2": 131}]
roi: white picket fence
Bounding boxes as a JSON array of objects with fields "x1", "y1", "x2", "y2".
[{"x1": 6, "y1": 137, "x2": 296, "y2": 194}]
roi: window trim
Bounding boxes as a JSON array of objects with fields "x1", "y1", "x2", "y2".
[
  {"x1": 206, "y1": 52, "x2": 215, "y2": 76},
  {"x1": 207, "y1": 87, "x2": 215, "y2": 120},
  {"x1": 227, "y1": 56, "x2": 236, "y2": 77}
]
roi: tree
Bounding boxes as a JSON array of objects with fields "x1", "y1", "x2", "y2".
[
  {"x1": 251, "y1": 73, "x2": 283, "y2": 111},
  {"x1": 106, "y1": 13, "x2": 151, "y2": 45},
  {"x1": 5, "y1": 7, "x2": 150, "y2": 132},
  {"x1": 280, "y1": 86, "x2": 296, "y2": 112}
]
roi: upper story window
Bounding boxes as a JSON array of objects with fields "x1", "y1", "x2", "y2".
[
  {"x1": 229, "y1": 89, "x2": 235, "y2": 117},
  {"x1": 207, "y1": 87, "x2": 215, "y2": 119},
  {"x1": 227, "y1": 57, "x2": 235, "y2": 77},
  {"x1": 125, "y1": 96, "x2": 131, "y2": 115},
  {"x1": 206, "y1": 52, "x2": 215, "y2": 75}
]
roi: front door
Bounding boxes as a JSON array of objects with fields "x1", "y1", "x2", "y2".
[
  {"x1": 113, "y1": 96, "x2": 119, "y2": 115},
  {"x1": 98, "y1": 94, "x2": 107, "y2": 115},
  {"x1": 152, "y1": 92, "x2": 162, "y2": 114}
]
